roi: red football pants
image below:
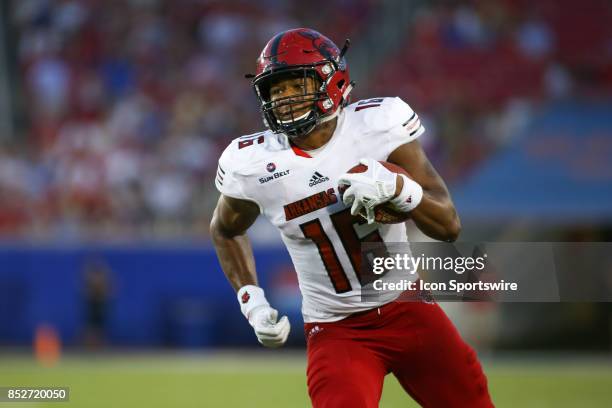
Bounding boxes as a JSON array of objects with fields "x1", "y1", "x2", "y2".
[{"x1": 304, "y1": 300, "x2": 494, "y2": 407}]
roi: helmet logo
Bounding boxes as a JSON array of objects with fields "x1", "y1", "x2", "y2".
[{"x1": 297, "y1": 29, "x2": 337, "y2": 61}]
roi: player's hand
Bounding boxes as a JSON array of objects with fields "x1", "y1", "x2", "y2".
[
  {"x1": 248, "y1": 306, "x2": 291, "y2": 348},
  {"x1": 237, "y1": 285, "x2": 290, "y2": 348},
  {"x1": 338, "y1": 158, "x2": 398, "y2": 224}
]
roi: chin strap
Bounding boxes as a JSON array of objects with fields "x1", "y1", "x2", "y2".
[
  {"x1": 318, "y1": 108, "x2": 340, "y2": 124},
  {"x1": 342, "y1": 81, "x2": 354, "y2": 101}
]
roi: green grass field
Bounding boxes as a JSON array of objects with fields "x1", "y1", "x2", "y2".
[{"x1": 1, "y1": 352, "x2": 611, "y2": 407}]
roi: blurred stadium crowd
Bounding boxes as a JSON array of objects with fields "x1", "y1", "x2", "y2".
[{"x1": 1, "y1": 0, "x2": 611, "y2": 240}]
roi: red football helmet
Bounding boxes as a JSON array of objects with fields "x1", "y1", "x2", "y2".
[{"x1": 250, "y1": 28, "x2": 354, "y2": 139}]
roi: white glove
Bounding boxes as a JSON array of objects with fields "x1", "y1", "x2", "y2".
[
  {"x1": 248, "y1": 306, "x2": 290, "y2": 348},
  {"x1": 237, "y1": 285, "x2": 290, "y2": 348},
  {"x1": 338, "y1": 158, "x2": 399, "y2": 224}
]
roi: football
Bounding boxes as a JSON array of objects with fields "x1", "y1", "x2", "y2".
[{"x1": 338, "y1": 161, "x2": 413, "y2": 224}]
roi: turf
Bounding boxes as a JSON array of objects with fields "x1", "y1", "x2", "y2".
[{"x1": 0, "y1": 352, "x2": 611, "y2": 407}]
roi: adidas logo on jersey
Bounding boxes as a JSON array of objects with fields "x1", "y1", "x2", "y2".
[{"x1": 309, "y1": 171, "x2": 330, "y2": 187}]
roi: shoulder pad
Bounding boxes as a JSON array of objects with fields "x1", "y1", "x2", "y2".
[
  {"x1": 346, "y1": 97, "x2": 417, "y2": 133},
  {"x1": 218, "y1": 131, "x2": 280, "y2": 174}
]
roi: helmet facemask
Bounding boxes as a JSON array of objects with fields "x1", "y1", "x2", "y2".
[{"x1": 253, "y1": 66, "x2": 328, "y2": 139}]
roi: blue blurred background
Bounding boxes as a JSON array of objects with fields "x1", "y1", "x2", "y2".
[{"x1": 0, "y1": 0, "x2": 611, "y2": 353}]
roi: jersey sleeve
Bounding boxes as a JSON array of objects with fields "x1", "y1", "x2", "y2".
[
  {"x1": 214, "y1": 143, "x2": 261, "y2": 210},
  {"x1": 383, "y1": 97, "x2": 425, "y2": 156}
]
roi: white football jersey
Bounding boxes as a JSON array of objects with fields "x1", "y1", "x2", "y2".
[{"x1": 215, "y1": 97, "x2": 425, "y2": 322}]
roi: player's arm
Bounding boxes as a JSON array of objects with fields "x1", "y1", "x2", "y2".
[
  {"x1": 387, "y1": 140, "x2": 461, "y2": 242},
  {"x1": 338, "y1": 141, "x2": 460, "y2": 241},
  {"x1": 210, "y1": 194, "x2": 259, "y2": 290},
  {"x1": 210, "y1": 194, "x2": 290, "y2": 348}
]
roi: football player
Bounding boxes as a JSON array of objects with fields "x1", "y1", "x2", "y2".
[{"x1": 210, "y1": 28, "x2": 493, "y2": 407}]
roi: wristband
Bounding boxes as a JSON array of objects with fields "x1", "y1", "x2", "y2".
[
  {"x1": 389, "y1": 174, "x2": 423, "y2": 213},
  {"x1": 237, "y1": 285, "x2": 269, "y2": 319}
]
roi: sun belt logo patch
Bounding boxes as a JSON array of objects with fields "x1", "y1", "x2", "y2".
[
  {"x1": 309, "y1": 171, "x2": 330, "y2": 187},
  {"x1": 259, "y1": 168, "x2": 291, "y2": 184},
  {"x1": 241, "y1": 291, "x2": 250, "y2": 304}
]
